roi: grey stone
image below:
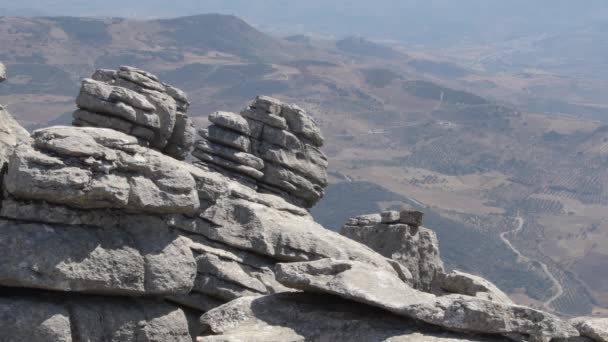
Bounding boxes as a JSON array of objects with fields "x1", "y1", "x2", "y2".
[
  {"x1": 76, "y1": 79, "x2": 158, "y2": 124},
  {"x1": 276, "y1": 259, "x2": 435, "y2": 310},
  {"x1": 261, "y1": 162, "x2": 323, "y2": 205},
  {"x1": 260, "y1": 125, "x2": 303, "y2": 150},
  {"x1": 91, "y1": 68, "x2": 117, "y2": 82},
  {"x1": 274, "y1": 259, "x2": 578, "y2": 341},
  {"x1": 195, "y1": 138, "x2": 264, "y2": 170},
  {"x1": 70, "y1": 296, "x2": 192, "y2": 342},
  {"x1": 193, "y1": 149, "x2": 264, "y2": 179},
  {"x1": 164, "y1": 112, "x2": 196, "y2": 160},
  {"x1": 403, "y1": 295, "x2": 579, "y2": 341},
  {"x1": 0, "y1": 298, "x2": 72, "y2": 342},
  {"x1": 258, "y1": 142, "x2": 327, "y2": 186},
  {"x1": 73, "y1": 108, "x2": 134, "y2": 134},
  {"x1": 355, "y1": 213, "x2": 383, "y2": 225},
  {"x1": 0, "y1": 219, "x2": 196, "y2": 296},
  {"x1": 117, "y1": 65, "x2": 166, "y2": 92},
  {"x1": 209, "y1": 111, "x2": 251, "y2": 136},
  {"x1": 381, "y1": 210, "x2": 401, "y2": 223},
  {"x1": 341, "y1": 221, "x2": 444, "y2": 291},
  {"x1": 252, "y1": 95, "x2": 284, "y2": 115},
  {"x1": 203, "y1": 126, "x2": 251, "y2": 152},
  {"x1": 281, "y1": 103, "x2": 324, "y2": 147},
  {"x1": 198, "y1": 197, "x2": 399, "y2": 274},
  {"x1": 168, "y1": 292, "x2": 225, "y2": 313},
  {"x1": 5, "y1": 127, "x2": 199, "y2": 214},
  {"x1": 139, "y1": 88, "x2": 177, "y2": 149},
  {"x1": 0, "y1": 106, "x2": 31, "y2": 173},
  {"x1": 436, "y1": 271, "x2": 513, "y2": 304},
  {"x1": 199, "y1": 293, "x2": 510, "y2": 342},
  {"x1": 76, "y1": 67, "x2": 193, "y2": 158},
  {"x1": 571, "y1": 317, "x2": 608, "y2": 342},
  {"x1": 241, "y1": 107, "x2": 288, "y2": 129},
  {"x1": 400, "y1": 210, "x2": 424, "y2": 227}
]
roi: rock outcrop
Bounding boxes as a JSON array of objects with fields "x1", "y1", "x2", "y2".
[
  {"x1": 192, "y1": 96, "x2": 328, "y2": 208},
  {"x1": 571, "y1": 318, "x2": 608, "y2": 342},
  {"x1": 341, "y1": 210, "x2": 444, "y2": 291},
  {"x1": 1, "y1": 63, "x2": 606, "y2": 342},
  {"x1": 72, "y1": 66, "x2": 195, "y2": 160}
]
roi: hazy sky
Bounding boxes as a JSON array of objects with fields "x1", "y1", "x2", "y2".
[{"x1": 2, "y1": 0, "x2": 607, "y2": 44}]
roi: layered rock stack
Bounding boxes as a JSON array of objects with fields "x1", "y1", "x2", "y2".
[
  {"x1": 72, "y1": 66, "x2": 195, "y2": 160},
  {"x1": 192, "y1": 96, "x2": 328, "y2": 208},
  {"x1": 341, "y1": 210, "x2": 444, "y2": 292},
  {"x1": 0, "y1": 64, "x2": 606, "y2": 342}
]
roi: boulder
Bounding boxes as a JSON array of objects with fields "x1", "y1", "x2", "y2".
[
  {"x1": 199, "y1": 293, "x2": 510, "y2": 342},
  {"x1": 571, "y1": 317, "x2": 608, "y2": 342},
  {"x1": 341, "y1": 216, "x2": 444, "y2": 291},
  {"x1": 436, "y1": 271, "x2": 513, "y2": 304},
  {"x1": 275, "y1": 259, "x2": 578, "y2": 341}
]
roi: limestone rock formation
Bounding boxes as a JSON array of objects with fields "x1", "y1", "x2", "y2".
[
  {"x1": 1, "y1": 64, "x2": 606, "y2": 342},
  {"x1": 192, "y1": 96, "x2": 328, "y2": 208},
  {"x1": 73, "y1": 66, "x2": 195, "y2": 160},
  {"x1": 341, "y1": 210, "x2": 444, "y2": 291}
]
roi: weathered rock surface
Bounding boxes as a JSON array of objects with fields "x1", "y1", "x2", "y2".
[
  {"x1": 0, "y1": 219, "x2": 196, "y2": 296},
  {"x1": 0, "y1": 290, "x2": 192, "y2": 342},
  {"x1": 436, "y1": 270, "x2": 513, "y2": 304},
  {"x1": 199, "y1": 293, "x2": 510, "y2": 342},
  {"x1": 341, "y1": 211, "x2": 444, "y2": 291},
  {"x1": 276, "y1": 259, "x2": 435, "y2": 310},
  {"x1": 192, "y1": 96, "x2": 328, "y2": 208},
  {"x1": 275, "y1": 259, "x2": 579, "y2": 341},
  {"x1": 0, "y1": 297, "x2": 72, "y2": 342},
  {"x1": 571, "y1": 318, "x2": 608, "y2": 342},
  {"x1": 73, "y1": 66, "x2": 195, "y2": 160},
  {"x1": 197, "y1": 197, "x2": 400, "y2": 274},
  {"x1": 4, "y1": 126, "x2": 199, "y2": 214},
  {"x1": 0, "y1": 106, "x2": 31, "y2": 173}
]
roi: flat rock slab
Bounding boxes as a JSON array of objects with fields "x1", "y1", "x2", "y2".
[
  {"x1": 198, "y1": 197, "x2": 399, "y2": 275},
  {"x1": 276, "y1": 258, "x2": 435, "y2": 312},
  {"x1": 4, "y1": 126, "x2": 199, "y2": 214},
  {"x1": 275, "y1": 258, "x2": 578, "y2": 341},
  {"x1": 0, "y1": 219, "x2": 196, "y2": 296},
  {"x1": 199, "y1": 293, "x2": 510, "y2": 342}
]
